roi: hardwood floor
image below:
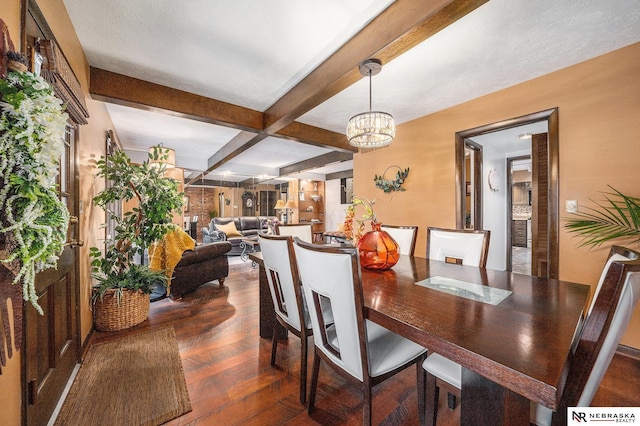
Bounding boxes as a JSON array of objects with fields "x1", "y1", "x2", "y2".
[{"x1": 86, "y1": 260, "x2": 640, "y2": 425}]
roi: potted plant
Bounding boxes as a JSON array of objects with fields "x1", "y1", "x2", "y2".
[
  {"x1": 564, "y1": 186, "x2": 640, "y2": 248},
  {"x1": 90, "y1": 147, "x2": 183, "y2": 331}
]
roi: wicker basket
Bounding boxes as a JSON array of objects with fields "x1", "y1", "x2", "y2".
[{"x1": 93, "y1": 289, "x2": 150, "y2": 332}]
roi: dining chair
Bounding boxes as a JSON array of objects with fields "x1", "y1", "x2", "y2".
[
  {"x1": 257, "y1": 233, "x2": 316, "y2": 404},
  {"x1": 426, "y1": 227, "x2": 490, "y2": 267},
  {"x1": 422, "y1": 245, "x2": 640, "y2": 426},
  {"x1": 293, "y1": 238, "x2": 428, "y2": 425},
  {"x1": 380, "y1": 225, "x2": 418, "y2": 256},
  {"x1": 277, "y1": 223, "x2": 314, "y2": 243}
]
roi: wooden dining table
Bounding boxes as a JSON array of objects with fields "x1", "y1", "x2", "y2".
[{"x1": 250, "y1": 252, "x2": 590, "y2": 425}]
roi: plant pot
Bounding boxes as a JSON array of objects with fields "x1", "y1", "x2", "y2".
[
  {"x1": 93, "y1": 289, "x2": 150, "y2": 331},
  {"x1": 357, "y1": 221, "x2": 399, "y2": 270}
]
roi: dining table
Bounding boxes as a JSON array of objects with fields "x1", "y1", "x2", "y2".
[{"x1": 249, "y1": 252, "x2": 590, "y2": 425}]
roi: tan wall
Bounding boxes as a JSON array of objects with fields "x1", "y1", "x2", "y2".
[
  {"x1": 0, "y1": 1, "x2": 113, "y2": 424},
  {"x1": 353, "y1": 42, "x2": 640, "y2": 348}
]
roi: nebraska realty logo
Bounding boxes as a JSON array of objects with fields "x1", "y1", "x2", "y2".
[{"x1": 568, "y1": 407, "x2": 639, "y2": 424}]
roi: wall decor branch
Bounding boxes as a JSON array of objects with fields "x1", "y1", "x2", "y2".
[{"x1": 374, "y1": 166, "x2": 409, "y2": 193}]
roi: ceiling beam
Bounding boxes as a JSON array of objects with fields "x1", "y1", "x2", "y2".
[
  {"x1": 262, "y1": 0, "x2": 488, "y2": 133},
  {"x1": 276, "y1": 122, "x2": 356, "y2": 153},
  {"x1": 279, "y1": 152, "x2": 353, "y2": 177},
  {"x1": 326, "y1": 170, "x2": 354, "y2": 181},
  {"x1": 90, "y1": 67, "x2": 264, "y2": 132}
]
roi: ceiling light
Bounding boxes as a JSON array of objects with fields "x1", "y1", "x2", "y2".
[
  {"x1": 519, "y1": 132, "x2": 532, "y2": 140},
  {"x1": 148, "y1": 145, "x2": 176, "y2": 168},
  {"x1": 346, "y1": 59, "x2": 396, "y2": 148}
]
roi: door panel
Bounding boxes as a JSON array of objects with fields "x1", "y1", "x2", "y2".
[
  {"x1": 531, "y1": 132, "x2": 549, "y2": 278},
  {"x1": 25, "y1": 124, "x2": 79, "y2": 426}
]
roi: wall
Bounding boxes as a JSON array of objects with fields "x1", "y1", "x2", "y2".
[
  {"x1": 325, "y1": 179, "x2": 348, "y2": 232},
  {"x1": 353, "y1": 42, "x2": 640, "y2": 348},
  {"x1": 482, "y1": 144, "x2": 507, "y2": 270}
]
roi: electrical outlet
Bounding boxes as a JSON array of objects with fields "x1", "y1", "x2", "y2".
[{"x1": 566, "y1": 200, "x2": 578, "y2": 213}]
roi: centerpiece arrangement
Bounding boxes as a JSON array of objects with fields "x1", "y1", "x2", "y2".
[
  {"x1": 90, "y1": 147, "x2": 184, "y2": 331},
  {"x1": 343, "y1": 197, "x2": 399, "y2": 270}
]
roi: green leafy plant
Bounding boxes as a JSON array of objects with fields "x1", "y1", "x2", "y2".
[
  {"x1": 91, "y1": 148, "x2": 184, "y2": 303},
  {"x1": 0, "y1": 70, "x2": 70, "y2": 314},
  {"x1": 564, "y1": 186, "x2": 640, "y2": 248}
]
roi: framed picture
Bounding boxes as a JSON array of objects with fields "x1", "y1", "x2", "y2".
[
  {"x1": 466, "y1": 182, "x2": 471, "y2": 196},
  {"x1": 183, "y1": 196, "x2": 189, "y2": 211}
]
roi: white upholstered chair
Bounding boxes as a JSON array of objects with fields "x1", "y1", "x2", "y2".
[
  {"x1": 293, "y1": 238, "x2": 428, "y2": 425},
  {"x1": 426, "y1": 227, "x2": 490, "y2": 267},
  {"x1": 423, "y1": 226, "x2": 490, "y2": 421},
  {"x1": 380, "y1": 225, "x2": 418, "y2": 256},
  {"x1": 258, "y1": 234, "x2": 314, "y2": 403},
  {"x1": 423, "y1": 245, "x2": 640, "y2": 426},
  {"x1": 277, "y1": 223, "x2": 313, "y2": 243}
]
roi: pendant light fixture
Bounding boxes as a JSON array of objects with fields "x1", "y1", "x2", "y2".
[{"x1": 346, "y1": 58, "x2": 396, "y2": 148}]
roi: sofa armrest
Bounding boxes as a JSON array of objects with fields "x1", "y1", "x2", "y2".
[
  {"x1": 177, "y1": 241, "x2": 232, "y2": 267},
  {"x1": 202, "y1": 228, "x2": 227, "y2": 243}
]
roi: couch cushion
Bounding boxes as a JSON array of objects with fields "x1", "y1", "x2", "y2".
[
  {"x1": 214, "y1": 217, "x2": 241, "y2": 231},
  {"x1": 240, "y1": 216, "x2": 260, "y2": 231},
  {"x1": 216, "y1": 221, "x2": 242, "y2": 237}
]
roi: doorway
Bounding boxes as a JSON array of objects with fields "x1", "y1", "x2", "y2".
[{"x1": 455, "y1": 108, "x2": 559, "y2": 278}]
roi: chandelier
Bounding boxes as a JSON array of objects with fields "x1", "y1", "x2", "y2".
[{"x1": 346, "y1": 59, "x2": 396, "y2": 148}]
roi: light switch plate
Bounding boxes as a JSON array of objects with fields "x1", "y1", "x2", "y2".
[{"x1": 566, "y1": 200, "x2": 578, "y2": 213}]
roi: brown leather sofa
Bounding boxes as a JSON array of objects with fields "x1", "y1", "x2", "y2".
[{"x1": 170, "y1": 241, "x2": 232, "y2": 298}]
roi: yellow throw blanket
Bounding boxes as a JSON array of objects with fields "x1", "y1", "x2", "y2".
[{"x1": 149, "y1": 225, "x2": 196, "y2": 295}]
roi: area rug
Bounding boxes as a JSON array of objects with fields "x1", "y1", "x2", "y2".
[{"x1": 54, "y1": 326, "x2": 191, "y2": 426}]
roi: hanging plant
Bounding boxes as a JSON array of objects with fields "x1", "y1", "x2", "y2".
[
  {"x1": 374, "y1": 166, "x2": 409, "y2": 193},
  {"x1": 0, "y1": 68, "x2": 70, "y2": 314}
]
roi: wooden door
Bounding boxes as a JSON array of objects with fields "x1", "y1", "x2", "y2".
[
  {"x1": 24, "y1": 124, "x2": 80, "y2": 426},
  {"x1": 531, "y1": 132, "x2": 549, "y2": 278}
]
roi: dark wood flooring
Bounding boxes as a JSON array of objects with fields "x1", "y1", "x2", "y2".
[{"x1": 87, "y1": 260, "x2": 640, "y2": 425}]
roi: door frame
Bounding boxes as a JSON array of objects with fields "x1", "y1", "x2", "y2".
[
  {"x1": 506, "y1": 154, "x2": 531, "y2": 271},
  {"x1": 455, "y1": 108, "x2": 559, "y2": 278}
]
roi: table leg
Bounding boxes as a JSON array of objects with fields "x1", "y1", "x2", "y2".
[
  {"x1": 257, "y1": 260, "x2": 288, "y2": 340},
  {"x1": 461, "y1": 367, "x2": 530, "y2": 425},
  {"x1": 240, "y1": 240, "x2": 250, "y2": 262}
]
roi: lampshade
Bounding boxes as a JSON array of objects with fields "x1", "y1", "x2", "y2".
[
  {"x1": 346, "y1": 111, "x2": 396, "y2": 147},
  {"x1": 148, "y1": 145, "x2": 176, "y2": 168},
  {"x1": 285, "y1": 199, "x2": 296, "y2": 210},
  {"x1": 346, "y1": 59, "x2": 395, "y2": 148},
  {"x1": 274, "y1": 199, "x2": 285, "y2": 209}
]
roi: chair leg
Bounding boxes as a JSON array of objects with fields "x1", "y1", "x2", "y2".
[
  {"x1": 425, "y1": 372, "x2": 439, "y2": 426},
  {"x1": 417, "y1": 360, "x2": 426, "y2": 425},
  {"x1": 363, "y1": 383, "x2": 372, "y2": 426},
  {"x1": 299, "y1": 334, "x2": 308, "y2": 404},
  {"x1": 217, "y1": 277, "x2": 225, "y2": 286},
  {"x1": 270, "y1": 322, "x2": 279, "y2": 366},
  {"x1": 308, "y1": 350, "x2": 321, "y2": 414}
]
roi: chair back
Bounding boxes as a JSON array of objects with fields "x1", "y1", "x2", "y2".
[
  {"x1": 558, "y1": 246, "x2": 640, "y2": 416},
  {"x1": 380, "y1": 225, "x2": 418, "y2": 256},
  {"x1": 427, "y1": 227, "x2": 490, "y2": 267},
  {"x1": 278, "y1": 224, "x2": 313, "y2": 243},
  {"x1": 258, "y1": 234, "x2": 306, "y2": 332},
  {"x1": 293, "y1": 239, "x2": 369, "y2": 381}
]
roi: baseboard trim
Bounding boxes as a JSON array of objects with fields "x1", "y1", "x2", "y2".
[{"x1": 617, "y1": 344, "x2": 640, "y2": 360}]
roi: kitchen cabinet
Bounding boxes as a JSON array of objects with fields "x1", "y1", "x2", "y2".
[{"x1": 512, "y1": 220, "x2": 528, "y2": 247}]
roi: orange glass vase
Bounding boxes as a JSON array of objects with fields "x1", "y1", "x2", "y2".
[{"x1": 357, "y1": 221, "x2": 400, "y2": 270}]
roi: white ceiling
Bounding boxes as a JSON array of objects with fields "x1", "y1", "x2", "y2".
[{"x1": 63, "y1": 0, "x2": 640, "y2": 184}]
